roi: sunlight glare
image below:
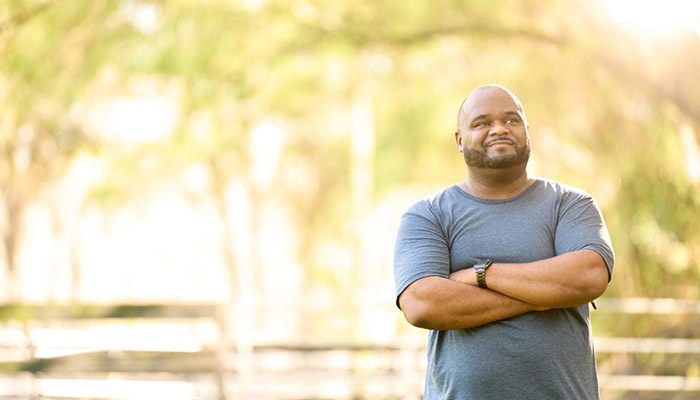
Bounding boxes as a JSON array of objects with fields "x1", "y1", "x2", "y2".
[
  {"x1": 85, "y1": 96, "x2": 178, "y2": 144},
  {"x1": 119, "y1": 1, "x2": 162, "y2": 34},
  {"x1": 249, "y1": 120, "x2": 286, "y2": 188},
  {"x1": 30, "y1": 326, "x2": 203, "y2": 357},
  {"x1": 37, "y1": 378, "x2": 196, "y2": 400},
  {"x1": 680, "y1": 125, "x2": 700, "y2": 184},
  {"x1": 607, "y1": 0, "x2": 700, "y2": 36}
]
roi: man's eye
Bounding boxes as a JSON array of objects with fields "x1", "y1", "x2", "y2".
[
  {"x1": 476, "y1": 121, "x2": 489, "y2": 128},
  {"x1": 505, "y1": 118, "x2": 518, "y2": 124}
]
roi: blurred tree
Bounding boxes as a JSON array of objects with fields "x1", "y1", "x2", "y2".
[
  {"x1": 0, "y1": 2, "x2": 697, "y2": 399},
  {"x1": 0, "y1": 1, "x2": 121, "y2": 300},
  {"x1": 1, "y1": 0, "x2": 699, "y2": 318}
]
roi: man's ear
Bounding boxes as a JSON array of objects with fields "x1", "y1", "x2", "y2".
[{"x1": 455, "y1": 130, "x2": 463, "y2": 152}]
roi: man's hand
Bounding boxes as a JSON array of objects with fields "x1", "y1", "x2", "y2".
[
  {"x1": 462, "y1": 250, "x2": 609, "y2": 308},
  {"x1": 449, "y1": 267, "x2": 551, "y2": 312},
  {"x1": 399, "y1": 276, "x2": 544, "y2": 330},
  {"x1": 400, "y1": 250, "x2": 607, "y2": 330}
]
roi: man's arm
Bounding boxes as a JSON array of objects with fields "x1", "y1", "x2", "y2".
[
  {"x1": 450, "y1": 249, "x2": 609, "y2": 308},
  {"x1": 398, "y1": 276, "x2": 546, "y2": 330}
]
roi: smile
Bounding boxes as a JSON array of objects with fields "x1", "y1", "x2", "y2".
[{"x1": 487, "y1": 140, "x2": 514, "y2": 147}]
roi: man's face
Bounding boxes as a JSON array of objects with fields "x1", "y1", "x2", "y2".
[{"x1": 456, "y1": 87, "x2": 530, "y2": 169}]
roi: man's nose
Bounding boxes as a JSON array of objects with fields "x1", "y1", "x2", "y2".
[{"x1": 489, "y1": 121, "x2": 509, "y2": 135}]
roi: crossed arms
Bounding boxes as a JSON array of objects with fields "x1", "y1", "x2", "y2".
[{"x1": 397, "y1": 249, "x2": 609, "y2": 330}]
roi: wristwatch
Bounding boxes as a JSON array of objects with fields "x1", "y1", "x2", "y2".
[{"x1": 474, "y1": 260, "x2": 492, "y2": 288}]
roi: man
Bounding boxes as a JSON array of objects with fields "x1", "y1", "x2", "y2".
[{"x1": 393, "y1": 84, "x2": 614, "y2": 399}]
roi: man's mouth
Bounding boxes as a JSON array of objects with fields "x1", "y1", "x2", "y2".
[{"x1": 487, "y1": 139, "x2": 514, "y2": 147}]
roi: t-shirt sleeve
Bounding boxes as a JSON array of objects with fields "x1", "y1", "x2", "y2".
[
  {"x1": 554, "y1": 190, "x2": 615, "y2": 281},
  {"x1": 393, "y1": 200, "x2": 451, "y2": 309}
]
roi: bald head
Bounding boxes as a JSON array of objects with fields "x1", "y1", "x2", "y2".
[{"x1": 457, "y1": 85, "x2": 527, "y2": 132}]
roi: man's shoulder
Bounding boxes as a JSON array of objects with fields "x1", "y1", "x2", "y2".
[
  {"x1": 409, "y1": 184, "x2": 462, "y2": 210},
  {"x1": 533, "y1": 177, "x2": 594, "y2": 200},
  {"x1": 399, "y1": 185, "x2": 464, "y2": 226}
]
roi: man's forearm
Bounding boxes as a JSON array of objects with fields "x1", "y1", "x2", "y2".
[
  {"x1": 451, "y1": 250, "x2": 609, "y2": 308},
  {"x1": 399, "y1": 276, "x2": 544, "y2": 330}
]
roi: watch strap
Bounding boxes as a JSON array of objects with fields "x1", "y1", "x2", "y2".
[{"x1": 474, "y1": 259, "x2": 492, "y2": 288}]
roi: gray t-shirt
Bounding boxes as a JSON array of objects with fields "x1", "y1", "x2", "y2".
[{"x1": 394, "y1": 177, "x2": 615, "y2": 400}]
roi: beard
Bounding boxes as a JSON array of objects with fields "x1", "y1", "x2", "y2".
[{"x1": 463, "y1": 138, "x2": 531, "y2": 169}]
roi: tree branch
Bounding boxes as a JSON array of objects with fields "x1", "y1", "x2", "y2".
[{"x1": 0, "y1": 0, "x2": 59, "y2": 36}]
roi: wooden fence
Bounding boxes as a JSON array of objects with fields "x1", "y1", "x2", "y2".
[
  {"x1": 0, "y1": 298, "x2": 697, "y2": 399},
  {"x1": 0, "y1": 304, "x2": 226, "y2": 399},
  {"x1": 593, "y1": 297, "x2": 700, "y2": 400}
]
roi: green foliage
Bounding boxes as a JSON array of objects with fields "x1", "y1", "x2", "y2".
[{"x1": 1, "y1": 0, "x2": 700, "y2": 318}]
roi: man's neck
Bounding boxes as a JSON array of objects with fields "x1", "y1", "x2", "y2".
[{"x1": 460, "y1": 165, "x2": 533, "y2": 200}]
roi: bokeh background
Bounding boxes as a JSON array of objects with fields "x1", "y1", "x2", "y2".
[{"x1": 0, "y1": 0, "x2": 699, "y2": 399}]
